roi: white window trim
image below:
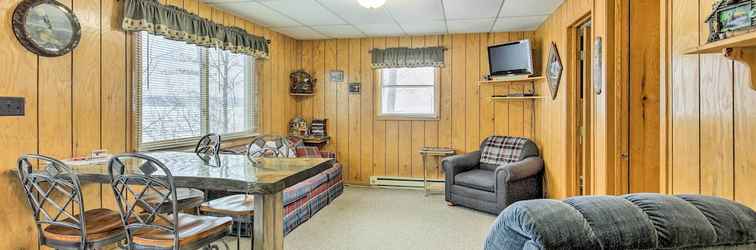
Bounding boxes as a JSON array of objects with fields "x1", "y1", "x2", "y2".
[
  {"x1": 375, "y1": 67, "x2": 440, "y2": 121},
  {"x1": 134, "y1": 32, "x2": 259, "y2": 151}
]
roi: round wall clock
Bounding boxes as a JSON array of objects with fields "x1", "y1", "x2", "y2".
[{"x1": 12, "y1": 0, "x2": 81, "y2": 57}]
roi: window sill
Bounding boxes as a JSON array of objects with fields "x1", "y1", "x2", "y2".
[
  {"x1": 376, "y1": 115, "x2": 439, "y2": 121},
  {"x1": 139, "y1": 132, "x2": 260, "y2": 152}
]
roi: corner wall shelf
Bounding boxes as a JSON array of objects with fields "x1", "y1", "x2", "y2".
[{"x1": 685, "y1": 33, "x2": 756, "y2": 91}]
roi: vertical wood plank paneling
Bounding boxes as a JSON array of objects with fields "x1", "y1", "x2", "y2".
[
  {"x1": 479, "y1": 33, "x2": 493, "y2": 144},
  {"x1": 324, "y1": 39, "x2": 338, "y2": 152},
  {"x1": 733, "y1": 63, "x2": 756, "y2": 209},
  {"x1": 670, "y1": 0, "x2": 701, "y2": 194},
  {"x1": 493, "y1": 33, "x2": 511, "y2": 136},
  {"x1": 313, "y1": 40, "x2": 326, "y2": 119},
  {"x1": 465, "y1": 33, "x2": 480, "y2": 152},
  {"x1": 451, "y1": 34, "x2": 467, "y2": 155},
  {"x1": 301, "y1": 41, "x2": 314, "y2": 120},
  {"x1": 348, "y1": 38, "x2": 361, "y2": 182},
  {"x1": 336, "y1": 39, "x2": 350, "y2": 178},
  {"x1": 102, "y1": 0, "x2": 127, "y2": 154},
  {"x1": 73, "y1": 0, "x2": 102, "y2": 157},
  {"x1": 360, "y1": 38, "x2": 374, "y2": 184},
  {"x1": 424, "y1": 35, "x2": 441, "y2": 178},
  {"x1": 696, "y1": 0, "x2": 734, "y2": 198},
  {"x1": 438, "y1": 35, "x2": 453, "y2": 150}
]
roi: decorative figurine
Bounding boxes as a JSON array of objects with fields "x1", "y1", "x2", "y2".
[
  {"x1": 288, "y1": 116, "x2": 309, "y2": 136},
  {"x1": 705, "y1": 0, "x2": 756, "y2": 42},
  {"x1": 290, "y1": 70, "x2": 316, "y2": 94}
]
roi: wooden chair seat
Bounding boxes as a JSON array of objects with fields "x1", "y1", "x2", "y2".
[
  {"x1": 132, "y1": 213, "x2": 232, "y2": 248},
  {"x1": 200, "y1": 194, "x2": 255, "y2": 217},
  {"x1": 43, "y1": 208, "x2": 124, "y2": 243},
  {"x1": 141, "y1": 187, "x2": 205, "y2": 212}
]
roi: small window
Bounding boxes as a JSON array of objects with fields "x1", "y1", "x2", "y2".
[{"x1": 377, "y1": 67, "x2": 439, "y2": 120}]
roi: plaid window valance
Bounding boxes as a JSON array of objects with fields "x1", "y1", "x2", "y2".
[
  {"x1": 122, "y1": 0, "x2": 269, "y2": 58},
  {"x1": 371, "y1": 47, "x2": 445, "y2": 68}
]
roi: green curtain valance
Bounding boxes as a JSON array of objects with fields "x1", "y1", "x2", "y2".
[
  {"x1": 371, "y1": 47, "x2": 445, "y2": 69},
  {"x1": 122, "y1": 0, "x2": 269, "y2": 58}
]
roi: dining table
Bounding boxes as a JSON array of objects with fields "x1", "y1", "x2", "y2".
[{"x1": 63, "y1": 151, "x2": 335, "y2": 250}]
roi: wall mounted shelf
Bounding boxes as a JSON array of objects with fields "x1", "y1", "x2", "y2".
[
  {"x1": 490, "y1": 96, "x2": 545, "y2": 101},
  {"x1": 686, "y1": 33, "x2": 756, "y2": 91},
  {"x1": 478, "y1": 76, "x2": 544, "y2": 84},
  {"x1": 290, "y1": 93, "x2": 314, "y2": 96}
]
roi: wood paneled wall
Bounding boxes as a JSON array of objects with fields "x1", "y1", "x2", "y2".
[
  {"x1": 293, "y1": 33, "x2": 542, "y2": 186},
  {"x1": 0, "y1": 0, "x2": 297, "y2": 248},
  {"x1": 660, "y1": 0, "x2": 756, "y2": 208}
]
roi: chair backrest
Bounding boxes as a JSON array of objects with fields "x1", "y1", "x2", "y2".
[
  {"x1": 108, "y1": 153, "x2": 180, "y2": 249},
  {"x1": 17, "y1": 154, "x2": 87, "y2": 247},
  {"x1": 479, "y1": 136, "x2": 540, "y2": 171},
  {"x1": 247, "y1": 135, "x2": 296, "y2": 158},
  {"x1": 195, "y1": 133, "x2": 221, "y2": 156}
]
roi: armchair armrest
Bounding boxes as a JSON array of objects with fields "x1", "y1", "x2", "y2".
[
  {"x1": 495, "y1": 157, "x2": 544, "y2": 183},
  {"x1": 442, "y1": 151, "x2": 481, "y2": 180}
]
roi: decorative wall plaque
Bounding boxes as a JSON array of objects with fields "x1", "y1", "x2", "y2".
[
  {"x1": 348, "y1": 82, "x2": 361, "y2": 94},
  {"x1": 330, "y1": 70, "x2": 344, "y2": 82},
  {"x1": 546, "y1": 42, "x2": 563, "y2": 100}
]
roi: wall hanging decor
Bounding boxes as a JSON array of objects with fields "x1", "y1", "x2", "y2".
[
  {"x1": 546, "y1": 42, "x2": 563, "y2": 100},
  {"x1": 348, "y1": 82, "x2": 361, "y2": 94},
  {"x1": 705, "y1": 0, "x2": 756, "y2": 42},
  {"x1": 593, "y1": 37, "x2": 603, "y2": 95},
  {"x1": 12, "y1": 0, "x2": 81, "y2": 57},
  {"x1": 330, "y1": 70, "x2": 344, "y2": 82},
  {"x1": 290, "y1": 70, "x2": 316, "y2": 94}
]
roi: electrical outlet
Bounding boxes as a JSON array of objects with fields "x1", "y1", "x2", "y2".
[{"x1": 0, "y1": 97, "x2": 25, "y2": 116}]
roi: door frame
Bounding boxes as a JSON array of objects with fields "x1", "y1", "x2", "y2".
[{"x1": 567, "y1": 14, "x2": 594, "y2": 196}]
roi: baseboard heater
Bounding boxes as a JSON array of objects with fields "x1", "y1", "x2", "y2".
[{"x1": 369, "y1": 176, "x2": 445, "y2": 188}]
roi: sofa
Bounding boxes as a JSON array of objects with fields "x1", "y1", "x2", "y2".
[
  {"x1": 484, "y1": 193, "x2": 756, "y2": 249},
  {"x1": 212, "y1": 137, "x2": 343, "y2": 236},
  {"x1": 443, "y1": 136, "x2": 544, "y2": 214}
]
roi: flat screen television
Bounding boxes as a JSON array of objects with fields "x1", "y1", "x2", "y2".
[{"x1": 488, "y1": 39, "x2": 534, "y2": 76}]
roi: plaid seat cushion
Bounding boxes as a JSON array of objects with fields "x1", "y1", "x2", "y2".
[
  {"x1": 296, "y1": 146, "x2": 323, "y2": 158},
  {"x1": 480, "y1": 136, "x2": 529, "y2": 166}
]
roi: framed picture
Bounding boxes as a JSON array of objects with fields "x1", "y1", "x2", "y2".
[
  {"x1": 593, "y1": 37, "x2": 603, "y2": 95},
  {"x1": 330, "y1": 70, "x2": 344, "y2": 82},
  {"x1": 546, "y1": 42, "x2": 563, "y2": 100}
]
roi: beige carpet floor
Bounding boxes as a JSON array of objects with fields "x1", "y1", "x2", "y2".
[{"x1": 229, "y1": 186, "x2": 497, "y2": 250}]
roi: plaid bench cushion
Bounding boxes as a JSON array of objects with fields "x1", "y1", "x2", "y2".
[
  {"x1": 327, "y1": 180, "x2": 344, "y2": 203},
  {"x1": 283, "y1": 196, "x2": 310, "y2": 235},
  {"x1": 480, "y1": 136, "x2": 529, "y2": 166},
  {"x1": 284, "y1": 180, "x2": 311, "y2": 206},
  {"x1": 323, "y1": 164, "x2": 343, "y2": 182},
  {"x1": 309, "y1": 180, "x2": 331, "y2": 216}
]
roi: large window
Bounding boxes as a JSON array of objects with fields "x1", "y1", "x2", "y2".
[
  {"x1": 136, "y1": 32, "x2": 257, "y2": 150},
  {"x1": 377, "y1": 67, "x2": 439, "y2": 120}
]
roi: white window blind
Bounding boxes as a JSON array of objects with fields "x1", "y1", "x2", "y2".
[
  {"x1": 379, "y1": 67, "x2": 438, "y2": 119},
  {"x1": 136, "y1": 32, "x2": 257, "y2": 150}
]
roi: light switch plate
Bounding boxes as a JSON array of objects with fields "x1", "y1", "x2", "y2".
[{"x1": 0, "y1": 97, "x2": 25, "y2": 116}]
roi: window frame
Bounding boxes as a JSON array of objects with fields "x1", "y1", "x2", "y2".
[
  {"x1": 134, "y1": 32, "x2": 259, "y2": 151},
  {"x1": 375, "y1": 67, "x2": 440, "y2": 121}
]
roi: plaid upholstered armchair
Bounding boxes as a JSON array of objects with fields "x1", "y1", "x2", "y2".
[{"x1": 443, "y1": 136, "x2": 544, "y2": 214}]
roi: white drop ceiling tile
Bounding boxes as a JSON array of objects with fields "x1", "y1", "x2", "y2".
[
  {"x1": 212, "y1": 2, "x2": 299, "y2": 27},
  {"x1": 272, "y1": 26, "x2": 330, "y2": 40},
  {"x1": 385, "y1": 0, "x2": 444, "y2": 22},
  {"x1": 499, "y1": 0, "x2": 563, "y2": 17},
  {"x1": 358, "y1": 23, "x2": 405, "y2": 36},
  {"x1": 444, "y1": 0, "x2": 503, "y2": 19},
  {"x1": 492, "y1": 15, "x2": 547, "y2": 32},
  {"x1": 312, "y1": 25, "x2": 365, "y2": 38},
  {"x1": 260, "y1": 0, "x2": 345, "y2": 26},
  {"x1": 446, "y1": 19, "x2": 495, "y2": 33},
  {"x1": 316, "y1": 0, "x2": 396, "y2": 25},
  {"x1": 400, "y1": 21, "x2": 447, "y2": 35}
]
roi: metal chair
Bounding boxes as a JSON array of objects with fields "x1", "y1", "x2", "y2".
[
  {"x1": 195, "y1": 133, "x2": 221, "y2": 156},
  {"x1": 108, "y1": 153, "x2": 232, "y2": 250},
  {"x1": 200, "y1": 194, "x2": 254, "y2": 250},
  {"x1": 17, "y1": 154, "x2": 125, "y2": 250},
  {"x1": 246, "y1": 135, "x2": 295, "y2": 158}
]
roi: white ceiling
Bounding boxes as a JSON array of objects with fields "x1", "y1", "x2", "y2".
[{"x1": 202, "y1": 0, "x2": 563, "y2": 40}]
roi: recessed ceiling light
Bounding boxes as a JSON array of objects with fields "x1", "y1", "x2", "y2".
[{"x1": 358, "y1": 0, "x2": 385, "y2": 9}]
